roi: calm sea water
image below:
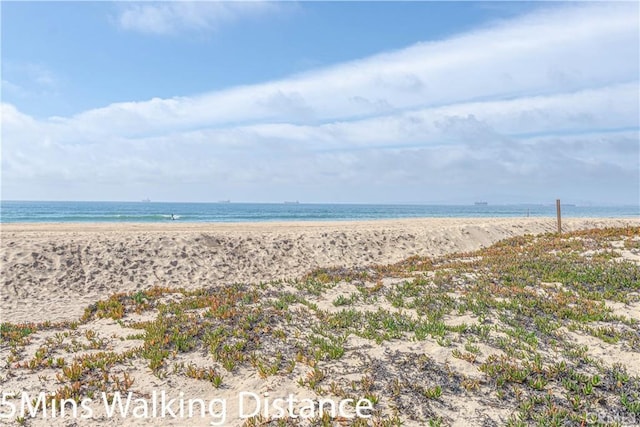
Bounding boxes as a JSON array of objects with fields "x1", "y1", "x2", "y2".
[{"x1": 1, "y1": 201, "x2": 638, "y2": 223}]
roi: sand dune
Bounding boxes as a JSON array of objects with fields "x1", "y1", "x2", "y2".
[{"x1": 1, "y1": 217, "x2": 638, "y2": 323}]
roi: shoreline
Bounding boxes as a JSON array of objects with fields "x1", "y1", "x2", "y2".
[{"x1": 2, "y1": 215, "x2": 639, "y2": 230}]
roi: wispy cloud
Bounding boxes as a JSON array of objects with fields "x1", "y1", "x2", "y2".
[
  {"x1": 67, "y1": 2, "x2": 639, "y2": 137},
  {"x1": 1, "y1": 61, "x2": 60, "y2": 98},
  {"x1": 115, "y1": 1, "x2": 278, "y2": 36},
  {"x1": 2, "y1": 2, "x2": 638, "y2": 203}
]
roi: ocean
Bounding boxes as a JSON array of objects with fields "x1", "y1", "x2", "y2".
[{"x1": 1, "y1": 201, "x2": 638, "y2": 223}]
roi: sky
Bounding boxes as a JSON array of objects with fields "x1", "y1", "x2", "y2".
[{"x1": 1, "y1": 1, "x2": 639, "y2": 205}]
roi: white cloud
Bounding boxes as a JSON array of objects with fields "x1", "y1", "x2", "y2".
[
  {"x1": 116, "y1": 1, "x2": 278, "y2": 35},
  {"x1": 60, "y1": 2, "x2": 638, "y2": 140},
  {"x1": 2, "y1": 2, "x2": 638, "y2": 204}
]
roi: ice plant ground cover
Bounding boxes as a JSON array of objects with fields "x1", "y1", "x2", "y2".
[{"x1": 1, "y1": 227, "x2": 639, "y2": 426}]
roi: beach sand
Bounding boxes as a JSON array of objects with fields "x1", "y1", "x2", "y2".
[
  {"x1": 1, "y1": 217, "x2": 639, "y2": 426},
  {"x1": 2, "y1": 217, "x2": 637, "y2": 323}
]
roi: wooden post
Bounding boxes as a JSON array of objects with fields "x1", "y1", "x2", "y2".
[{"x1": 556, "y1": 199, "x2": 562, "y2": 234}]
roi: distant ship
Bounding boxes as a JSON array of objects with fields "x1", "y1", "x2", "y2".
[
  {"x1": 217, "y1": 200, "x2": 231, "y2": 204},
  {"x1": 284, "y1": 200, "x2": 299, "y2": 205},
  {"x1": 141, "y1": 198, "x2": 151, "y2": 203},
  {"x1": 474, "y1": 201, "x2": 488, "y2": 206}
]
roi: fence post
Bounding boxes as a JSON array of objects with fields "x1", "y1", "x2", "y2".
[{"x1": 556, "y1": 199, "x2": 562, "y2": 234}]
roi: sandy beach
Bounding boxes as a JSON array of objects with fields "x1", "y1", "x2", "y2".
[
  {"x1": 1, "y1": 217, "x2": 640, "y2": 426},
  {"x1": 2, "y1": 217, "x2": 638, "y2": 324},
  {"x1": 3, "y1": 0, "x2": 638, "y2": 424}
]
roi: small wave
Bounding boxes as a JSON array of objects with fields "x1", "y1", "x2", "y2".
[
  {"x1": 160, "y1": 214, "x2": 182, "y2": 220},
  {"x1": 2, "y1": 213, "x2": 185, "y2": 222}
]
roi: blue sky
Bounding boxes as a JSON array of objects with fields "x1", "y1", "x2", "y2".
[{"x1": 2, "y1": 1, "x2": 639, "y2": 204}]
